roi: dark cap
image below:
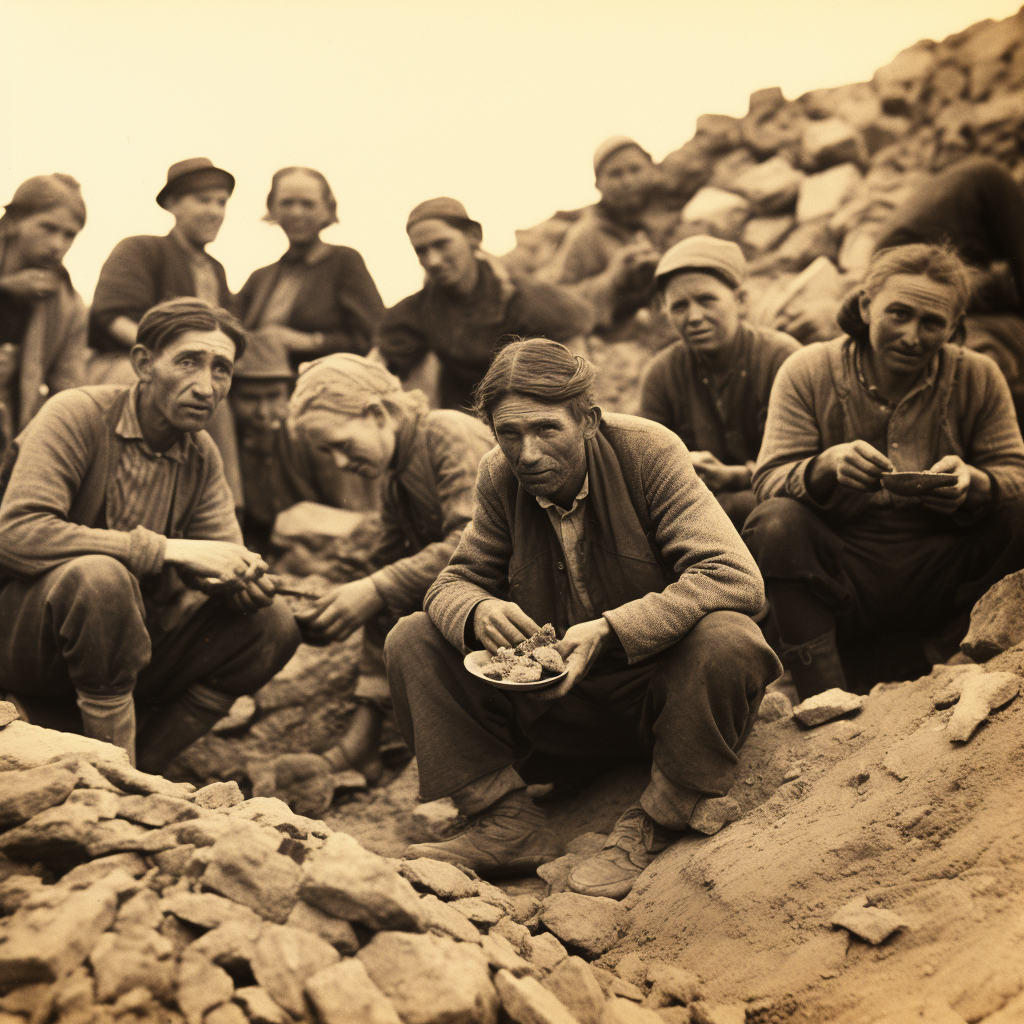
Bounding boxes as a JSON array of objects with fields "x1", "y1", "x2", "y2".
[
  {"x1": 157, "y1": 158, "x2": 235, "y2": 209},
  {"x1": 406, "y1": 197, "x2": 482, "y2": 236},
  {"x1": 231, "y1": 332, "x2": 295, "y2": 381}
]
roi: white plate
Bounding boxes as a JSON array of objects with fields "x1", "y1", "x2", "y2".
[{"x1": 463, "y1": 650, "x2": 566, "y2": 691}]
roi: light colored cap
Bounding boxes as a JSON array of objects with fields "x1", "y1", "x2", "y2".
[
  {"x1": 655, "y1": 235, "x2": 746, "y2": 288},
  {"x1": 593, "y1": 136, "x2": 650, "y2": 174},
  {"x1": 232, "y1": 331, "x2": 294, "y2": 381}
]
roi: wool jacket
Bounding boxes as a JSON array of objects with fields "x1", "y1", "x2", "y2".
[
  {"x1": 424, "y1": 412, "x2": 764, "y2": 665},
  {"x1": 0, "y1": 386, "x2": 240, "y2": 590},
  {"x1": 88, "y1": 234, "x2": 233, "y2": 352},
  {"x1": 237, "y1": 244, "x2": 385, "y2": 369},
  {"x1": 753, "y1": 336, "x2": 1024, "y2": 522},
  {"x1": 377, "y1": 258, "x2": 595, "y2": 411},
  {"x1": 368, "y1": 409, "x2": 494, "y2": 616},
  {"x1": 639, "y1": 323, "x2": 800, "y2": 466}
]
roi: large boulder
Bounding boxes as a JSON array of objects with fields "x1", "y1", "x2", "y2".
[{"x1": 962, "y1": 570, "x2": 1024, "y2": 660}]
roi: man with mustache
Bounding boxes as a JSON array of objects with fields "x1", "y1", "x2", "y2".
[
  {"x1": 385, "y1": 338, "x2": 780, "y2": 899},
  {"x1": 0, "y1": 298, "x2": 300, "y2": 774}
]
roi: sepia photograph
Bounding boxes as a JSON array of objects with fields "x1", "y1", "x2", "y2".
[{"x1": 1, "y1": 1, "x2": 1023, "y2": 1021}]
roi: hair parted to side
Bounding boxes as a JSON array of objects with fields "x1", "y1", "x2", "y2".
[
  {"x1": 837, "y1": 242, "x2": 971, "y2": 343},
  {"x1": 263, "y1": 167, "x2": 339, "y2": 227},
  {"x1": 473, "y1": 337, "x2": 597, "y2": 422},
  {"x1": 136, "y1": 297, "x2": 247, "y2": 359},
  {"x1": 0, "y1": 173, "x2": 87, "y2": 233}
]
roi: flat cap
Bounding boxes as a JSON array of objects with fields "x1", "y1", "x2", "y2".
[
  {"x1": 406, "y1": 197, "x2": 481, "y2": 235},
  {"x1": 655, "y1": 235, "x2": 746, "y2": 288},
  {"x1": 593, "y1": 136, "x2": 651, "y2": 175},
  {"x1": 232, "y1": 331, "x2": 294, "y2": 380}
]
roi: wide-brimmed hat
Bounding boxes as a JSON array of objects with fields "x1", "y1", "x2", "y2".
[
  {"x1": 406, "y1": 197, "x2": 481, "y2": 236},
  {"x1": 157, "y1": 158, "x2": 235, "y2": 209},
  {"x1": 232, "y1": 332, "x2": 295, "y2": 381},
  {"x1": 655, "y1": 235, "x2": 747, "y2": 289}
]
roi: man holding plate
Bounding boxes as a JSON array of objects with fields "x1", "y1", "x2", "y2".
[{"x1": 384, "y1": 337, "x2": 781, "y2": 899}]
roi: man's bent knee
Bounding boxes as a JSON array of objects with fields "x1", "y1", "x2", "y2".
[
  {"x1": 384, "y1": 612, "x2": 444, "y2": 671},
  {"x1": 50, "y1": 555, "x2": 142, "y2": 612}
]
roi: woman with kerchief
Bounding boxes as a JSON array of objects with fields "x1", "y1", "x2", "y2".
[
  {"x1": 237, "y1": 167, "x2": 384, "y2": 373},
  {"x1": 744, "y1": 243, "x2": 1024, "y2": 700},
  {"x1": 258, "y1": 354, "x2": 493, "y2": 813},
  {"x1": 0, "y1": 174, "x2": 87, "y2": 455}
]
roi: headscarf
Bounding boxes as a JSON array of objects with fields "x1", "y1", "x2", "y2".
[{"x1": 288, "y1": 353, "x2": 428, "y2": 427}]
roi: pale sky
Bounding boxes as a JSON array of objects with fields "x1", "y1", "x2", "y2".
[{"x1": 2, "y1": 0, "x2": 1019, "y2": 307}]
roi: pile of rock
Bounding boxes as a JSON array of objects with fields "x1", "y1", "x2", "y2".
[
  {"x1": 509, "y1": 9, "x2": 1024, "y2": 336},
  {"x1": 0, "y1": 708, "x2": 726, "y2": 1024}
]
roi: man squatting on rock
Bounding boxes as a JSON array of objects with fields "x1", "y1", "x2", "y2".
[
  {"x1": 0, "y1": 297, "x2": 300, "y2": 772},
  {"x1": 385, "y1": 338, "x2": 783, "y2": 900}
]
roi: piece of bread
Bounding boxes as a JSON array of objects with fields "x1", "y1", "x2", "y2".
[
  {"x1": 515, "y1": 623, "x2": 557, "y2": 656},
  {"x1": 530, "y1": 646, "x2": 565, "y2": 674}
]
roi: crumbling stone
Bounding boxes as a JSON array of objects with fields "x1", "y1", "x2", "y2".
[
  {"x1": 0, "y1": 720, "x2": 131, "y2": 771},
  {"x1": 613, "y1": 951, "x2": 648, "y2": 989},
  {"x1": 176, "y1": 951, "x2": 234, "y2": 1024},
  {"x1": 232, "y1": 987, "x2": 289, "y2": 1024},
  {"x1": 410, "y1": 798, "x2": 461, "y2": 837},
  {"x1": 161, "y1": 891, "x2": 264, "y2": 931},
  {"x1": 305, "y1": 959, "x2": 403, "y2": 1024},
  {"x1": 211, "y1": 697, "x2": 258, "y2": 736},
  {"x1": 0, "y1": 875, "x2": 46, "y2": 914},
  {"x1": 62, "y1": 852, "x2": 148, "y2": 888},
  {"x1": 207, "y1": 1003, "x2": 250, "y2": 1024},
  {"x1": 495, "y1": 969, "x2": 580, "y2": 1024},
  {"x1": 727, "y1": 156, "x2": 804, "y2": 215},
  {"x1": 117, "y1": 794, "x2": 202, "y2": 828},
  {"x1": 601, "y1": 998, "x2": 664, "y2": 1024},
  {"x1": 526, "y1": 932, "x2": 569, "y2": 972},
  {"x1": 801, "y1": 118, "x2": 864, "y2": 170},
  {"x1": 358, "y1": 931, "x2": 499, "y2": 1024},
  {"x1": 300, "y1": 831, "x2": 423, "y2": 932},
  {"x1": 492, "y1": 916, "x2": 533, "y2": 956},
  {"x1": 152, "y1": 844, "x2": 196, "y2": 877},
  {"x1": 688, "y1": 796, "x2": 741, "y2": 836},
  {"x1": 418, "y1": 894, "x2": 485, "y2": 945},
  {"x1": 540, "y1": 892, "x2": 629, "y2": 960},
  {"x1": 190, "y1": 920, "x2": 262, "y2": 973},
  {"x1": 0, "y1": 702, "x2": 18, "y2": 728},
  {"x1": 91, "y1": 759, "x2": 194, "y2": 799},
  {"x1": 680, "y1": 188, "x2": 751, "y2": 240},
  {"x1": 480, "y1": 932, "x2": 539, "y2": 977},
  {"x1": 399, "y1": 857, "x2": 479, "y2": 900},
  {"x1": 285, "y1": 900, "x2": 359, "y2": 954},
  {"x1": 645, "y1": 962, "x2": 704, "y2": 1006},
  {"x1": 831, "y1": 896, "x2": 907, "y2": 944},
  {"x1": 543, "y1": 956, "x2": 608, "y2": 1024},
  {"x1": 66, "y1": 787, "x2": 120, "y2": 819},
  {"x1": 961, "y1": 570, "x2": 1024, "y2": 661},
  {"x1": 250, "y1": 924, "x2": 341, "y2": 1019},
  {"x1": 690, "y1": 1004, "x2": 746, "y2": 1024},
  {"x1": 192, "y1": 781, "x2": 246, "y2": 810},
  {"x1": 796, "y1": 163, "x2": 863, "y2": 222},
  {"x1": 450, "y1": 895, "x2": 507, "y2": 928},
  {"x1": 740, "y1": 216, "x2": 794, "y2": 255},
  {"x1": 89, "y1": 927, "x2": 176, "y2": 1002},
  {"x1": 757, "y1": 691, "x2": 792, "y2": 722},
  {"x1": 114, "y1": 887, "x2": 164, "y2": 932},
  {"x1": 0, "y1": 764, "x2": 78, "y2": 828},
  {"x1": 792, "y1": 688, "x2": 866, "y2": 726},
  {"x1": 228, "y1": 797, "x2": 330, "y2": 839},
  {"x1": 591, "y1": 966, "x2": 645, "y2": 1003},
  {"x1": 946, "y1": 669, "x2": 1020, "y2": 741},
  {"x1": 201, "y1": 833, "x2": 302, "y2": 924}
]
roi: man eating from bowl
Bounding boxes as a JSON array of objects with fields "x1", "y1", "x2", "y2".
[{"x1": 384, "y1": 338, "x2": 781, "y2": 899}]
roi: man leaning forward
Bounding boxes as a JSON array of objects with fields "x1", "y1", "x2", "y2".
[{"x1": 385, "y1": 338, "x2": 781, "y2": 899}]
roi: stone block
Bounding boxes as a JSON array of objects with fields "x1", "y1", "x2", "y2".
[
  {"x1": 153, "y1": 844, "x2": 197, "y2": 877},
  {"x1": 306, "y1": 958, "x2": 402, "y2": 1024},
  {"x1": 192, "y1": 781, "x2": 246, "y2": 810},
  {"x1": 0, "y1": 702, "x2": 18, "y2": 728},
  {"x1": 741, "y1": 100, "x2": 808, "y2": 161},
  {"x1": 496, "y1": 969, "x2": 580, "y2": 1024},
  {"x1": 796, "y1": 163, "x2": 862, "y2": 223},
  {"x1": 680, "y1": 188, "x2": 751, "y2": 240},
  {"x1": 0, "y1": 875, "x2": 46, "y2": 914},
  {"x1": 481, "y1": 932, "x2": 539, "y2": 977},
  {"x1": 474, "y1": 880, "x2": 517, "y2": 915},
  {"x1": 800, "y1": 82, "x2": 880, "y2": 131},
  {"x1": 613, "y1": 952, "x2": 647, "y2": 988},
  {"x1": 161, "y1": 891, "x2": 263, "y2": 931},
  {"x1": 176, "y1": 951, "x2": 235, "y2": 1024},
  {"x1": 207, "y1": 1003, "x2": 250, "y2": 1024},
  {"x1": 358, "y1": 931, "x2": 498, "y2": 1024},
  {"x1": 800, "y1": 118, "x2": 864, "y2": 171},
  {"x1": 690, "y1": 1004, "x2": 746, "y2": 1024},
  {"x1": 830, "y1": 897, "x2": 906, "y2": 944},
  {"x1": 0, "y1": 721, "x2": 131, "y2": 772},
  {"x1": 0, "y1": 764, "x2": 78, "y2": 828},
  {"x1": 62, "y1": 852, "x2": 148, "y2": 888},
  {"x1": 398, "y1": 857, "x2": 478, "y2": 900},
  {"x1": 740, "y1": 215, "x2": 794, "y2": 255},
  {"x1": 658, "y1": 140, "x2": 717, "y2": 205},
  {"x1": 873, "y1": 45, "x2": 936, "y2": 115},
  {"x1": 211, "y1": 697, "x2": 258, "y2": 736},
  {"x1": 285, "y1": 899, "x2": 359, "y2": 954},
  {"x1": 728, "y1": 156, "x2": 804, "y2": 215},
  {"x1": 526, "y1": 932, "x2": 569, "y2": 972},
  {"x1": 300, "y1": 831, "x2": 423, "y2": 932},
  {"x1": 409, "y1": 797, "x2": 461, "y2": 838},
  {"x1": 792, "y1": 688, "x2": 866, "y2": 726},
  {"x1": 250, "y1": 924, "x2": 341, "y2": 1019},
  {"x1": 228, "y1": 797, "x2": 330, "y2": 839},
  {"x1": 65, "y1": 787, "x2": 120, "y2": 819},
  {"x1": 537, "y1": 852, "x2": 588, "y2": 896},
  {"x1": 492, "y1": 916, "x2": 533, "y2": 956},
  {"x1": 115, "y1": 887, "x2": 164, "y2": 932},
  {"x1": 838, "y1": 222, "x2": 883, "y2": 276},
  {"x1": 688, "y1": 797, "x2": 740, "y2": 836},
  {"x1": 752, "y1": 218, "x2": 838, "y2": 274},
  {"x1": 0, "y1": 872, "x2": 120, "y2": 985},
  {"x1": 946, "y1": 670, "x2": 1020, "y2": 742},
  {"x1": 539, "y1": 893, "x2": 629, "y2": 960},
  {"x1": 117, "y1": 794, "x2": 202, "y2": 828},
  {"x1": 91, "y1": 759, "x2": 194, "y2": 798},
  {"x1": 201, "y1": 834, "x2": 302, "y2": 924},
  {"x1": 232, "y1": 987, "x2": 289, "y2": 1024},
  {"x1": 190, "y1": 920, "x2": 263, "y2": 973},
  {"x1": 645, "y1": 963, "x2": 703, "y2": 1005},
  {"x1": 450, "y1": 896, "x2": 507, "y2": 927},
  {"x1": 544, "y1": 956, "x2": 608, "y2": 1024},
  {"x1": 694, "y1": 114, "x2": 743, "y2": 152},
  {"x1": 89, "y1": 927, "x2": 176, "y2": 1002},
  {"x1": 0, "y1": 801, "x2": 101, "y2": 869},
  {"x1": 418, "y1": 894, "x2": 484, "y2": 944},
  {"x1": 757, "y1": 691, "x2": 792, "y2": 723},
  {"x1": 962, "y1": 570, "x2": 1024, "y2": 661},
  {"x1": 601, "y1": 999, "x2": 664, "y2": 1024}
]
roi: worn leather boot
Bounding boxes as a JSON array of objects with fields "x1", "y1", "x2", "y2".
[
  {"x1": 135, "y1": 685, "x2": 232, "y2": 776},
  {"x1": 322, "y1": 699, "x2": 384, "y2": 785},
  {"x1": 568, "y1": 802, "x2": 681, "y2": 900},
  {"x1": 779, "y1": 628, "x2": 847, "y2": 701},
  {"x1": 404, "y1": 789, "x2": 561, "y2": 878}
]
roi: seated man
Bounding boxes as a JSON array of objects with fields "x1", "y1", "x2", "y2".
[
  {"x1": 639, "y1": 236, "x2": 800, "y2": 529},
  {"x1": 533, "y1": 137, "x2": 665, "y2": 336},
  {"x1": 0, "y1": 174, "x2": 88, "y2": 455},
  {"x1": 0, "y1": 298, "x2": 300, "y2": 773},
  {"x1": 385, "y1": 339, "x2": 781, "y2": 899},
  {"x1": 377, "y1": 198, "x2": 594, "y2": 411},
  {"x1": 744, "y1": 243, "x2": 1024, "y2": 699}
]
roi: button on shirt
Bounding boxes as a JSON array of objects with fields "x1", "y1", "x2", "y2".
[
  {"x1": 536, "y1": 475, "x2": 596, "y2": 623},
  {"x1": 107, "y1": 385, "x2": 189, "y2": 535}
]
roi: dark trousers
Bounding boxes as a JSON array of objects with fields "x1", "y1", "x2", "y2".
[
  {"x1": 384, "y1": 609, "x2": 782, "y2": 808},
  {"x1": 0, "y1": 554, "x2": 300, "y2": 724}
]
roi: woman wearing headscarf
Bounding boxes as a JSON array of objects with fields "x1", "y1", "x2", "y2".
[
  {"x1": 0, "y1": 174, "x2": 87, "y2": 455},
  {"x1": 260, "y1": 353, "x2": 494, "y2": 812},
  {"x1": 236, "y1": 167, "x2": 384, "y2": 373}
]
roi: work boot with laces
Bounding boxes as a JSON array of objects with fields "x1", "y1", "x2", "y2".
[
  {"x1": 568, "y1": 802, "x2": 682, "y2": 899},
  {"x1": 403, "y1": 789, "x2": 561, "y2": 878}
]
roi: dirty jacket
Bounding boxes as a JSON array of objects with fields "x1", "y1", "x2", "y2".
[
  {"x1": 753, "y1": 336, "x2": 1024, "y2": 523},
  {"x1": 424, "y1": 412, "x2": 764, "y2": 665}
]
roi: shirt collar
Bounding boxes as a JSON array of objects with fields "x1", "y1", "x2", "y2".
[
  {"x1": 116, "y1": 385, "x2": 190, "y2": 463},
  {"x1": 282, "y1": 239, "x2": 331, "y2": 266},
  {"x1": 536, "y1": 474, "x2": 589, "y2": 516},
  {"x1": 169, "y1": 227, "x2": 211, "y2": 265}
]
